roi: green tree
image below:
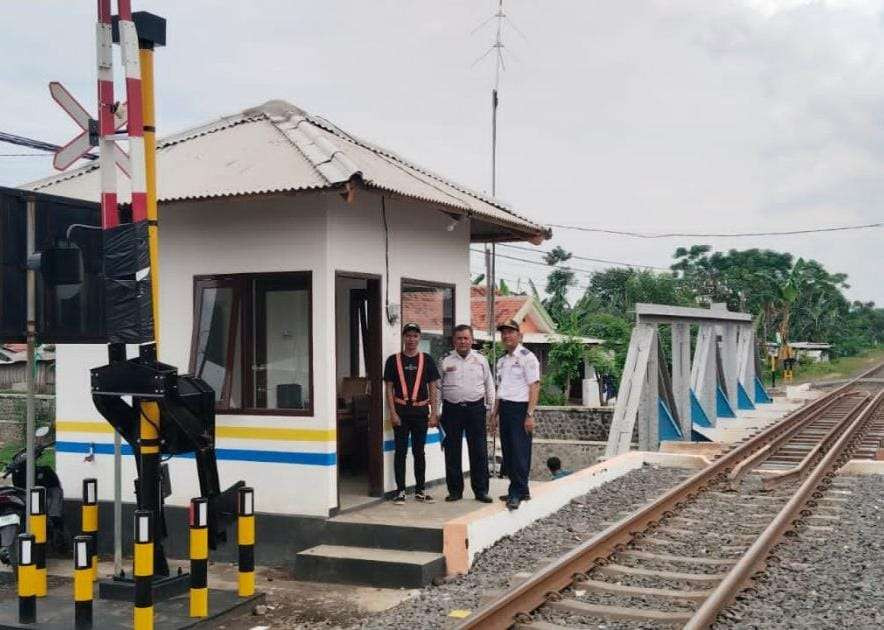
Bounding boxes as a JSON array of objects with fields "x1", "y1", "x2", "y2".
[
  {"x1": 542, "y1": 246, "x2": 576, "y2": 326},
  {"x1": 671, "y1": 246, "x2": 794, "y2": 346},
  {"x1": 577, "y1": 267, "x2": 687, "y2": 319},
  {"x1": 835, "y1": 302, "x2": 884, "y2": 355},
  {"x1": 575, "y1": 312, "x2": 632, "y2": 378}
]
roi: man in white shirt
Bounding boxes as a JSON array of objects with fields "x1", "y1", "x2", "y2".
[
  {"x1": 439, "y1": 324, "x2": 495, "y2": 503},
  {"x1": 489, "y1": 319, "x2": 541, "y2": 510}
]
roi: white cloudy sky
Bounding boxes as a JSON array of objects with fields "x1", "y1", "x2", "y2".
[{"x1": 1, "y1": 1, "x2": 881, "y2": 303}]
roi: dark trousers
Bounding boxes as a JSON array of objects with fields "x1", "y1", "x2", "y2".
[
  {"x1": 498, "y1": 400, "x2": 532, "y2": 501},
  {"x1": 393, "y1": 415, "x2": 428, "y2": 492},
  {"x1": 441, "y1": 400, "x2": 489, "y2": 498}
]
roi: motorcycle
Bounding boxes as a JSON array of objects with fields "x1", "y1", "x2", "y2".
[{"x1": 0, "y1": 426, "x2": 67, "y2": 566}]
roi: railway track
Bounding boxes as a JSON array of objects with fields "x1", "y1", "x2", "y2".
[{"x1": 457, "y1": 362, "x2": 884, "y2": 630}]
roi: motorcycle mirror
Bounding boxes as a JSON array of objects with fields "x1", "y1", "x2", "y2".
[{"x1": 35, "y1": 427, "x2": 50, "y2": 439}]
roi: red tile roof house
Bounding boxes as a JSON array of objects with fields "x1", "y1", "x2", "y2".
[{"x1": 470, "y1": 286, "x2": 604, "y2": 404}]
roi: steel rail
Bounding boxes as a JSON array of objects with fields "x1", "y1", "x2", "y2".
[
  {"x1": 760, "y1": 393, "x2": 871, "y2": 489},
  {"x1": 456, "y1": 361, "x2": 884, "y2": 630},
  {"x1": 683, "y1": 390, "x2": 884, "y2": 629},
  {"x1": 727, "y1": 392, "x2": 848, "y2": 485}
]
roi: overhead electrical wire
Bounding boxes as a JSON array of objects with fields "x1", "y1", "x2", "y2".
[
  {"x1": 546, "y1": 222, "x2": 882, "y2": 238},
  {"x1": 470, "y1": 269, "x2": 591, "y2": 293},
  {"x1": 470, "y1": 247, "x2": 608, "y2": 276},
  {"x1": 496, "y1": 242, "x2": 669, "y2": 271},
  {"x1": 469, "y1": 260, "x2": 592, "y2": 292},
  {"x1": 469, "y1": 247, "x2": 666, "y2": 277}
]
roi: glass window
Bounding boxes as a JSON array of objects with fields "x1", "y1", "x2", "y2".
[
  {"x1": 400, "y1": 280, "x2": 454, "y2": 361},
  {"x1": 194, "y1": 286, "x2": 235, "y2": 403},
  {"x1": 191, "y1": 273, "x2": 312, "y2": 414},
  {"x1": 252, "y1": 276, "x2": 311, "y2": 410}
]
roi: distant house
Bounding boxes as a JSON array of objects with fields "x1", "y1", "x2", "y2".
[
  {"x1": 0, "y1": 344, "x2": 54, "y2": 391},
  {"x1": 766, "y1": 341, "x2": 832, "y2": 363},
  {"x1": 470, "y1": 286, "x2": 603, "y2": 398}
]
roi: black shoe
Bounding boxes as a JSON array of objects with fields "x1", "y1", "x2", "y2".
[
  {"x1": 393, "y1": 491, "x2": 406, "y2": 505},
  {"x1": 499, "y1": 493, "x2": 530, "y2": 501},
  {"x1": 475, "y1": 495, "x2": 493, "y2": 503},
  {"x1": 415, "y1": 491, "x2": 435, "y2": 504},
  {"x1": 506, "y1": 499, "x2": 521, "y2": 511},
  {"x1": 445, "y1": 495, "x2": 462, "y2": 502}
]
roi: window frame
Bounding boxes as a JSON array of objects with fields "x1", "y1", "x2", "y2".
[
  {"x1": 399, "y1": 278, "x2": 456, "y2": 358},
  {"x1": 190, "y1": 271, "x2": 314, "y2": 416}
]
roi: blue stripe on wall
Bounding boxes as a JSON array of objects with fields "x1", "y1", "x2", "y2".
[
  {"x1": 56, "y1": 441, "x2": 337, "y2": 466},
  {"x1": 383, "y1": 429, "x2": 442, "y2": 452}
]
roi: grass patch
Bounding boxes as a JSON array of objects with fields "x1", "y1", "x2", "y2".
[
  {"x1": 0, "y1": 441, "x2": 55, "y2": 470},
  {"x1": 763, "y1": 346, "x2": 884, "y2": 386}
]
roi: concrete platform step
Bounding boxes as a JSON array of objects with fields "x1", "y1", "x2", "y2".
[
  {"x1": 322, "y1": 519, "x2": 442, "y2": 552},
  {"x1": 293, "y1": 544, "x2": 446, "y2": 588}
]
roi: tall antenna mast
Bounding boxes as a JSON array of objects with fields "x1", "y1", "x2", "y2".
[
  {"x1": 473, "y1": 0, "x2": 509, "y2": 196},
  {"x1": 491, "y1": 0, "x2": 503, "y2": 196},
  {"x1": 473, "y1": 0, "x2": 524, "y2": 476}
]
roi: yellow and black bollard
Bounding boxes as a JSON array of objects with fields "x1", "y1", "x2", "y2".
[
  {"x1": 73, "y1": 535, "x2": 93, "y2": 629},
  {"x1": 189, "y1": 497, "x2": 208, "y2": 617},
  {"x1": 28, "y1": 486, "x2": 47, "y2": 597},
  {"x1": 133, "y1": 510, "x2": 154, "y2": 630},
  {"x1": 81, "y1": 478, "x2": 98, "y2": 581},
  {"x1": 237, "y1": 487, "x2": 255, "y2": 597},
  {"x1": 17, "y1": 533, "x2": 36, "y2": 624}
]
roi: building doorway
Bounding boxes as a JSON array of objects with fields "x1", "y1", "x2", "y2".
[{"x1": 334, "y1": 273, "x2": 383, "y2": 510}]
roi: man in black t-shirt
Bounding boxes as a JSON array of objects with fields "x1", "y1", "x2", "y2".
[{"x1": 383, "y1": 322, "x2": 440, "y2": 505}]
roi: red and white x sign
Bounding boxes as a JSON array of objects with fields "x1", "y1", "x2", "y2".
[{"x1": 50, "y1": 81, "x2": 130, "y2": 175}]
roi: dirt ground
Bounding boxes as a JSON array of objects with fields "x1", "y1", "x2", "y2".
[
  {"x1": 0, "y1": 558, "x2": 414, "y2": 629},
  {"x1": 213, "y1": 565, "x2": 417, "y2": 629}
]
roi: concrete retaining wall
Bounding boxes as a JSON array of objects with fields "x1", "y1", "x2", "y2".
[
  {"x1": 0, "y1": 394, "x2": 54, "y2": 445},
  {"x1": 533, "y1": 406, "x2": 617, "y2": 441},
  {"x1": 531, "y1": 439, "x2": 607, "y2": 480}
]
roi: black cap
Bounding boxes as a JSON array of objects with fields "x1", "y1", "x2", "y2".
[
  {"x1": 497, "y1": 319, "x2": 520, "y2": 333},
  {"x1": 402, "y1": 322, "x2": 421, "y2": 334}
]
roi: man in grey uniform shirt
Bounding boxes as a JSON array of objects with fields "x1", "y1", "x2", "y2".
[{"x1": 439, "y1": 324, "x2": 495, "y2": 503}]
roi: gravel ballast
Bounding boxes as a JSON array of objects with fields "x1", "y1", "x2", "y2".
[
  {"x1": 345, "y1": 465, "x2": 692, "y2": 630},
  {"x1": 713, "y1": 474, "x2": 884, "y2": 629}
]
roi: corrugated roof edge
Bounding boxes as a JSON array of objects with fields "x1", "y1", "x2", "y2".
[
  {"x1": 23, "y1": 112, "x2": 261, "y2": 192},
  {"x1": 20, "y1": 99, "x2": 549, "y2": 238},
  {"x1": 305, "y1": 112, "x2": 545, "y2": 232}
]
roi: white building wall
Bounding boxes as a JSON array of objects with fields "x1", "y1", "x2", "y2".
[
  {"x1": 325, "y1": 191, "x2": 471, "y2": 494},
  {"x1": 54, "y1": 190, "x2": 471, "y2": 517}
]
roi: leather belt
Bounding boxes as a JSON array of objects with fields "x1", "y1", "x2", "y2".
[{"x1": 446, "y1": 398, "x2": 485, "y2": 408}]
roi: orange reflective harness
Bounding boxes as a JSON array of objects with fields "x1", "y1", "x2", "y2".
[{"x1": 394, "y1": 352, "x2": 429, "y2": 407}]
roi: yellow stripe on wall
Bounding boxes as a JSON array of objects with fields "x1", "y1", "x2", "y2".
[
  {"x1": 57, "y1": 422, "x2": 115, "y2": 434},
  {"x1": 56, "y1": 421, "x2": 336, "y2": 442}
]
